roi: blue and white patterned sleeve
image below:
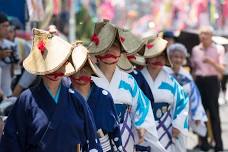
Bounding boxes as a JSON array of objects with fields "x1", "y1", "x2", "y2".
[
  {"x1": 172, "y1": 78, "x2": 189, "y2": 136},
  {"x1": 189, "y1": 82, "x2": 207, "y2": 122},
  {"x1": 118, "y1": 75, "x2": 156, "y2": 130}
]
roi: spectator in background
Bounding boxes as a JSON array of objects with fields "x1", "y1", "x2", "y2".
[
  {"x1": 166, "y1": 43, "x2": 208, "y2": 139},
  {"x1": 7, "y1": 25, "x2": 36, "y2": 97},
  {"x1": 191, "y1": 26, "x2": 225, "y2": 152},
  {"x1": 50, "y1": 14, "x2": 69, "y2": 40},
  {"x1": 221, "y1": 45, "x2": 228, "y2": 103},
  {"x1": 0, "y1": 12, "x2": 18, "y2": 98}
]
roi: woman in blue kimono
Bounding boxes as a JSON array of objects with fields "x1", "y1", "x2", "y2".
[
  {"x1": 0, "y1": 28, "x2": 101, "y2": 152},
  {"x1": 166, "y1": 43, "x2": 207, "y2": 137},
  {"x1": 131, "y1": 36, "x2": 189, "y2": 152},
  {"x1": 87, "y1": 20, "x2": 166, "y2": 152},
  {"x1": 67, "y1": 41, "x2": 122, "y2": 152}
]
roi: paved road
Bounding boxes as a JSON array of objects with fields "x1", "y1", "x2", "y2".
[{"x1": 187, "y1": 95, "x2": 228, "y2": 152}]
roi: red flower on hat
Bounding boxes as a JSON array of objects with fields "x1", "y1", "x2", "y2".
[
  {"x1": 146, "y1": 43, "x2": 153, "y2": 49},
  {"x1": 37, "y1": 40, "x2": 46, "y2": 55},
  {"x1": 119, "y1": 36, "x2": 125, "y2": 43},
  {"x1": 91, "y1": 34, "x2": 99, "y2": 46}
]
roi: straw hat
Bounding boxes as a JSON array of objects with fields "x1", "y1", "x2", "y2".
[
  {"x1": 117, "y1": 53, "x2": 134, "y2": 71},
  {"x1": 128, "y1": 53, "x2": 146, "y2": 66},
  {"x1": 117, "y1": 53, "x2": 145, "y2": 71},
  {"x1": 118, "y1": 36, "x2": 168, "y2": 71},
  {"x1": 141, "y1": 36, "x2": 168, "y2": 58},
  {"x1": 88, "y1": 20, "x2": 144, "y2": 55},
  {"x1": 23, "y1": 28, "x2": 74, "y2": 75},
  {"x1": 71, "y1": 41, "x2": 103, "y2": 77}
]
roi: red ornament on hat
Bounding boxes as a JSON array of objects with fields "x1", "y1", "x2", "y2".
[
  {"x1": 127, "y1": 55, "x2": 136, "y2": 60},
  {"x1": 146, "y1": 43, "x2": 153, "y2": 49},
  {"x1": 37, "y1": 40, "x2": 46, "y2": 55},
  {"x1": 120, "y1": 36, "x2": 125, "y2": 42},
  {"x1": 91, "y1": 34, "x2": 99, "y2": 46}
]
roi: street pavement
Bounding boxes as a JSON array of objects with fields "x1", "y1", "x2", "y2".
[{"x1": 187, "y1": 93, "x2": 228, "y2": 152}]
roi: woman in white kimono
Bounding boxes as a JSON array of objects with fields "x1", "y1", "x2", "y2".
[
  {"x1": 87, "y1": 20, "x2": 166, "y2": 152},
  {"x1": 131, "y1": 36, "x2": 189, "y2": 152},
  {"x1": 166, "y1": 43, "x2": 207, "y2": 137}
]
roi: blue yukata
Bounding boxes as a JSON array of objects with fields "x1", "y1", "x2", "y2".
[
  {"x1": 131, "y1": 67, "x2": 189, "y2": 152},
  {"x1": 92, "y1": 67, "x2": 166, "y2": 152},
  {"x1": 164, "y1": 66, "x2": 207, "y2": 137},
  {"x1": 72, "y1": 83, "x2": 123, "y2": 152},
  {"x1": 0, "y1": 80, "x2": 101, "y2": 152}
]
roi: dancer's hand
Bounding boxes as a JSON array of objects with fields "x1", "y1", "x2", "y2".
[
  {"x1": 137, "y1": 128, "x2": 145, "y2": 144},
  {"x1": 172, "y1": 127, "x2": 180, "y2": 138},
  {"x1": 194, "y1": 120, "x2": 201, "y2": 126}
]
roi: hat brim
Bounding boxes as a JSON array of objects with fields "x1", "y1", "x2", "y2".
[
  {"x1": 88, "y1": 23, "x2": 117, "y2": 55},
  {"x1": 117, "y1": 53, "x2": 134, "y2": 71},
  {"x1": 23, "y1": 28, "x2": 72, "y2": 75},
  {"x1": 143, "y1": 37, "x2": 168, "y2": 58},
  {"x1": 71, "y1": 44, "x2": 89, "y2": 73},
  {"x1": 64, "y1": 61, "x2": 76, "y2": 76},
  {"x1": 130, "y1": 54, "x2": 146, "y2": 66},
  {"x1": 71, "y1": 43, "x2": 104, "y2": 78},
  {"x1": 118, "y1": 28, "x2": 144, "y2": 54},
  {"x1": 88, "y1": 57, "x2": 103, "y2": 77}
]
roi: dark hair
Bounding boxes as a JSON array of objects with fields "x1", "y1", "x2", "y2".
[
  {"x1": 0, "y1": 12, "x2": 8, "y2": 24},
  {"x1": 163, "y1": 31, "x2": 175, "y2": 39}
]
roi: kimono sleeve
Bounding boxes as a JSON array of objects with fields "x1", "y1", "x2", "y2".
[
  {"x1": 118, "y1": 75, "x2": 155, "y2": 130},
  {"x1": 0, "y1": 94, "x2": 28, "y2": 152},
  {"x1": 76, "y1": 95, "x2": 102, "y2": 152},
  {"x1": 189, "y1": 82, "x2": 207, "y2": 122},
  {"x1": 105, "y1": 93, "x2": 122, "y2": 150},
  {"x1": 172, "y1": 79, "x2": 189, "y2": 136}
]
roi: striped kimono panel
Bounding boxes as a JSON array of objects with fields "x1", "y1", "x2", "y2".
[
  {"x1": 119, "y1": 106, "x2": 135, "y2": 152},
  {"x1": 92, "y1": 67, "x2": 159, "y2": 152},
  {"x1": 132, "y1": 67, "x2": 189, "y2": 152},
  {"x1": 154, "y1": 102, "x2": 172, "y2": 151}
]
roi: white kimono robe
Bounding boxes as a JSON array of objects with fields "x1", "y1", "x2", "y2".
[
  {"x1": 92, "y1": 67, "x2": 166, "y2": 152},
  {"x1": 132, "y1": 67, "x2": 189, "y2": 152},
  {"x1": 164, "y1": 66, "x2": 207, "y2": 137}
]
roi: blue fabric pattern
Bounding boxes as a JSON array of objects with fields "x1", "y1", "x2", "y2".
[
  {"x1": 158, "y1": 76, "x2": 189, "y2": 126},
  {"x1": 118, "y1": 75, "x2": 150, "y2": 126}
]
